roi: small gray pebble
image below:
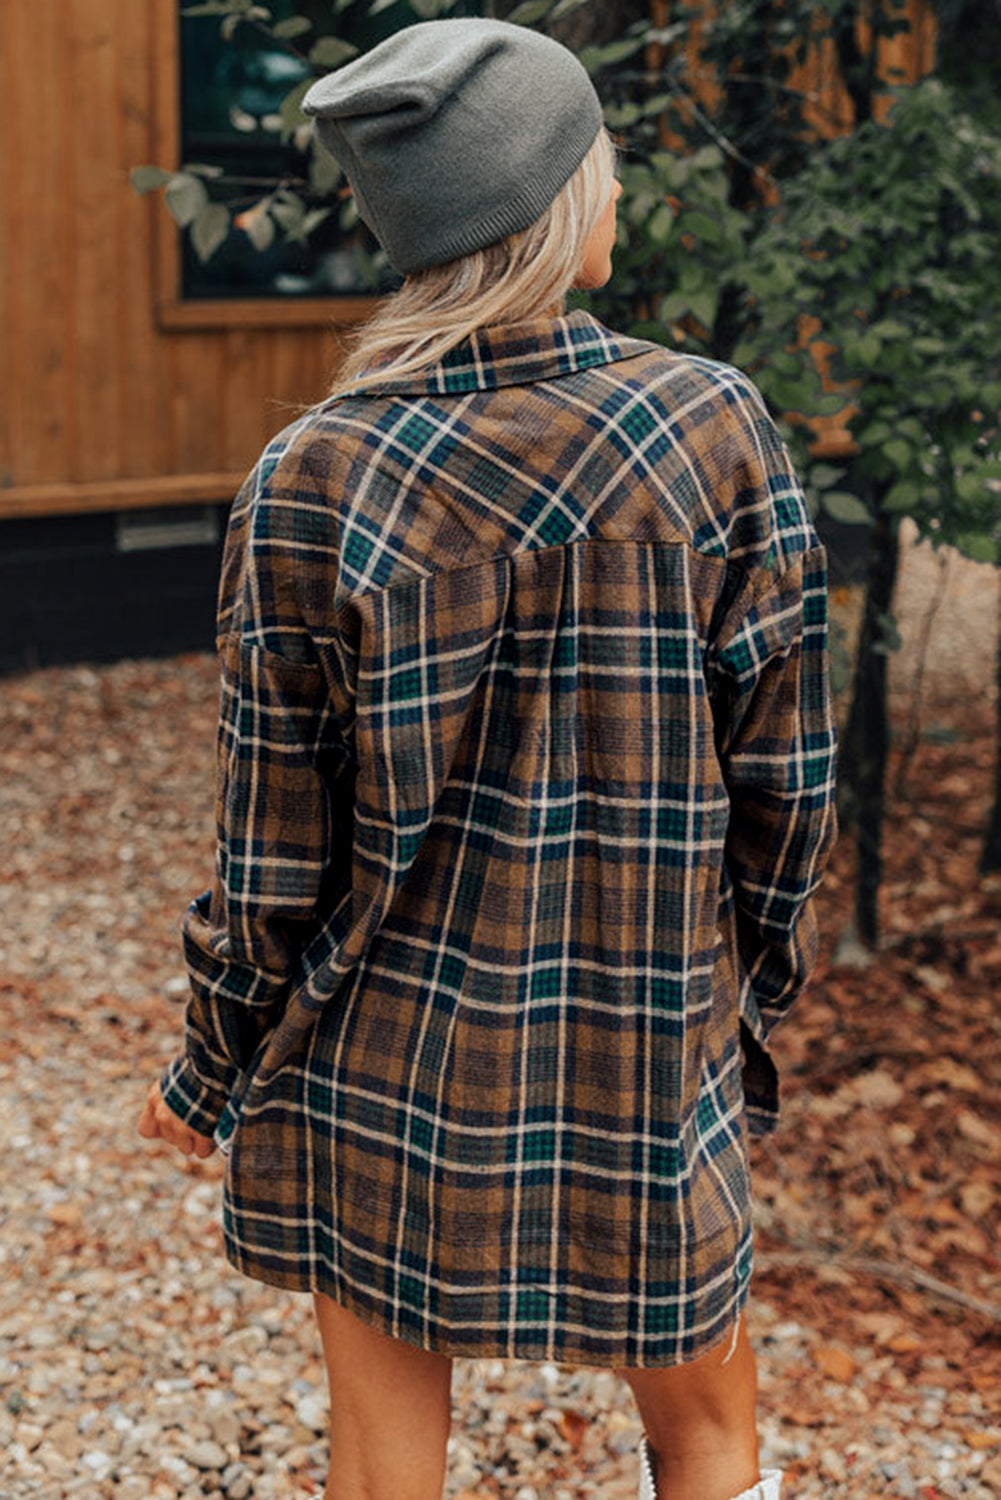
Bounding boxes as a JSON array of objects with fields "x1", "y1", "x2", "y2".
[
  {"x1": 224, "y1": 1471, "x2": 253, "y2": 1500},
  {"x1": 186, "y1": 1438, "x2": 229, "y2": 1470},
  {"x1": 296, "y1": 1392, "x2": 328, "y2": 1433}
]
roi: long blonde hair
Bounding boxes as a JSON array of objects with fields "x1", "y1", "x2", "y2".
[{"x1": 330, "y1": 126, "x2": 617, "y2": 399}]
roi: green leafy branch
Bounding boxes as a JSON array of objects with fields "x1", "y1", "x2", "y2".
[{"x1": 736, "y1": 79, "x2": 1001, "y2": 566}]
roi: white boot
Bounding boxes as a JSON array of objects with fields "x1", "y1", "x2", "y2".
[{"x1": 638, "y1": 1433, "x2": 783, "y2": 1500}]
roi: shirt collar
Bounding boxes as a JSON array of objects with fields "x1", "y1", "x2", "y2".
[{"x1": 343, "y1": 309, "x2": 652, "y2": 398}]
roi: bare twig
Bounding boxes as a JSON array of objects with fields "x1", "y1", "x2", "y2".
[
  {"x1": 882, "y1": 919, "x2": 1000, "y2": 949},
  {"x1": 687, "y1": 66, "x2": 836, "y2": 111},
  {"x1": 757, "y1": 1248, "x2": 1001, "y2": 1322},
  {"x1": 662, "y1": 79, "x2": 771, "y2": 179},
  {"x1": 607, "y1": 66, "x2": 773, "y2": 181},
  {"x1": 695, "y1": 69, "x2": 820, "y2": 97}
]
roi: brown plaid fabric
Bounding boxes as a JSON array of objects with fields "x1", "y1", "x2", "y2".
[{"x1": 160, "y1": 310, "x2": 837, "y2": 1367}]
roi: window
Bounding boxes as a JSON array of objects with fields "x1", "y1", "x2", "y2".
[{"x1": 157, "y1": 0, "x2": 487, "y2": 324}]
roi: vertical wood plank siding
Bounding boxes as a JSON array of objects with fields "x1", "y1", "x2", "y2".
[
  {"x1": 0, "y1": 5, "x2": 12, "y2": 489},
  {"x1": 2, "y1": 0, "x2": 937, "y2": 518},
  {"x1": 116, "y1": 0, "x2": 171, "y2": 478},
  {"x1": 2, "y1": 0, "x2": 340, "y2": 517},
  {"x1": 72, "y1": 0, "x2": 119, "y2": 482},
  {"x1": 221, "y1": 332, "x2": 277, "y2": 473},
  {"x1": 6, "y1": 4, "x2": 75, "y2": 488}
]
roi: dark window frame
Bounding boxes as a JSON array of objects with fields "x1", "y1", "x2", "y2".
[{"x1": 153, "y1": 0, "x2": 379, "y2": 330}]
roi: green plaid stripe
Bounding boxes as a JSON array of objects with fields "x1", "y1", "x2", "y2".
[{"x1": 161, "y1": 310, "x2": 836, "y2": 1367}]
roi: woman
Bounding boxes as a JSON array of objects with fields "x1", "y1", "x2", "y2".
[{"x1": 138, "y1": 18, "x2": 837, "y2": 1500}]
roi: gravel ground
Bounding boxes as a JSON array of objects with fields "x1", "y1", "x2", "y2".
[{"x1": 1, "y1": 529, "x2": 998, "y2": 1500}]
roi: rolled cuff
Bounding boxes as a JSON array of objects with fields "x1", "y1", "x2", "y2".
[{"x1": 159, "y1": 1052, "x2": 233, "y2": 1140}]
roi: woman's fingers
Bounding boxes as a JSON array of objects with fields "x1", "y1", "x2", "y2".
[{"x1": 136, "y1": 1083, "x2": 160, "y2": 1139}]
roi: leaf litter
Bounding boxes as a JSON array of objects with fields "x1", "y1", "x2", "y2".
[{"x1": 0, "y1": 649, "x2": 997, "y2": 1499}]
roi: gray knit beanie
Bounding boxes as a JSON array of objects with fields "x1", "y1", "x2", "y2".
[{"x1": 301, "y1": 18, "x2": 604, "y2": 275}]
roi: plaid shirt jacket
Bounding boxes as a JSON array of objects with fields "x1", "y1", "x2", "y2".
[{"x1": 160, "y1": 310, "x2": 837, "y2": 1366}]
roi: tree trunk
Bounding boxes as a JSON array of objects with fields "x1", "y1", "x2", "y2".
[
  {"x1": 836, "y1": 505, "x2": 899, "y2": 948},
  {"x1": 831, "y1": 0, "x2": 881, "y2": 127},
  {"x1": 981, "y1": 571, "x2": 1001, "y2": 873}
]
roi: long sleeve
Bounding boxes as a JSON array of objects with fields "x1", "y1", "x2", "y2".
[
  {"x1": 711, "y1": 541, "x2": 838, "y2": 1118},
  {"x1": 159, "y1": 634, "x2": 354, "y2": 1138}
]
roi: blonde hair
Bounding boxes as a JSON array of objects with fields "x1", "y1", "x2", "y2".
[{"x1": 330, "y1": 127, "x2": 617, "y2": 399}]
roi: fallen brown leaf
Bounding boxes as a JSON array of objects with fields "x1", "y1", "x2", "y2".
[
  {"x1": 922, "y1": 1058, "x2": 983, "y2": 1092},
  {"x1": 813, "y1": 1345, "x2": 857, "y2": 1382},
  {"x1": 887, "y1": 1334, "x2": 924, "y2": 1353},
  {"x1": 558, "y1": 1409, "x2": 590, "y2": 1452},
  {"x1": 956, "y1": 1109, "x2": 1001, "y2": 1153},
  {"x1": 47, "y1": 1202, "x2": 83, "y2": 1226}
]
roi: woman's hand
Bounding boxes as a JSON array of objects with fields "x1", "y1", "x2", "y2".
[{"x1": 137, "y1": 1078, "x2": 216, "y2": 1159}]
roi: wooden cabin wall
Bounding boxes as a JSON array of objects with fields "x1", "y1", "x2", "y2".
[{"x1": 0, "y1": 0, "x2": 340, "y2": 522}]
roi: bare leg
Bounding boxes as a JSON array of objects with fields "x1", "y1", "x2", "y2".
[
  {"x1": 613, "y1": 1312, "x2": 760, "y2": 1500},
  {"x1": 313, "y1": 1291, "x2": 454, "y2": 1500}
]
